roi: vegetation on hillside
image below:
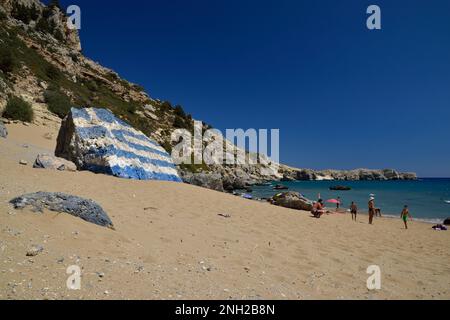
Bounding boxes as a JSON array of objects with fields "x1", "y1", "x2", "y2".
[
  {"x1": 11, "y1": 2, "x2": 40, "y2": 25},
  {"x1": 35, "y1": 5, "x2": 64, "y2": 42},
  {"x1": 44, "y1": 86, "x2": 73, "y2": 118},
  {"x1": 0, "y1": 46, "x2": 18, "y2": 74},
  {"x1": 0, "y1": 9, "x2": 7, "y2": 21}
]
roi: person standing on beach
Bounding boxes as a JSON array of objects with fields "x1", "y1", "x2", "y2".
[
  {"x1": 350, "y1": 202, "x2": 358, "y2": 221},
  {"x1": 336, "y1": 197, "x2": 342, "y2": 212},
  {"x1": 368, "y1": 197, "x2": 376, "y2": 225},
  {"x1": 401, "y1": 205, "x2": 412, "y2": 229}
]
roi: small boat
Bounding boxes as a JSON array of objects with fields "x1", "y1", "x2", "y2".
[
  {"x1": 330, "y1": 186, "x2": 352, "y2": 191},
  {"x1": 273, "y1": 184, "x2": 289, "y2": 190},
  {"x1": 445, "y1": 200, "x2": 450, "y2": 204},
  {"x1": 255, "y1": 182, "x2": 272, "y2": 186}
]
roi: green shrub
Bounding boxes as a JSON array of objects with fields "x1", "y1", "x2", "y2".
[
  {"x1": 3, "y1": 96, "x2": 33, "y2": 122},
  {"x1": 0, "y1": 47, "x2": 18, "y2": 73},
  {"x1": 48, "y1": 0, "x2": 62, "y2": 10},
  {"x1": 173, "y1": 115, "x2": 187, "y2": 129},
  {"x1": 36, "y1": 6, "x2": 65, "y2": 42},
  {"x1": 160, "y1": 101, "x2": 172, "y2": 111},
  {"x1": 36, "y1": 17, "x2": 52, "y2": 34},
  {"x1": 174, "y1": 105, "x2": 186, "y2": 118},
  {"x1": 69, "y1": 53, "x2": 79, "y2": 63},
  {"x1": 0, "y1": 9, "x2": 7, "y2": 21},
  {"x1": 45, "y1": 64, "x2": 61, "y2": 80},
  {"x1": 125, "y1": 102, "x2": 138, "y2": 114},
  {"x1": 11, "y1": 3, "x2": 39, "y2": 24},
  {"x1": 133, "y1": 84, "x2": 146, "y2": 92},
  {"x1": 53, "y1": 29, "x2": 65, "y2": 42},
  {"x1": 44, "y1": 89, "x2": 72, "y2": 118},
  {"x1": 85, "y1": 80, "x2": 99, "y2": 92}
]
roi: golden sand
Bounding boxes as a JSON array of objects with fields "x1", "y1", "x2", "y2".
[{"x1": 0, "y1": 123, "x2": 449, "y2": 300}]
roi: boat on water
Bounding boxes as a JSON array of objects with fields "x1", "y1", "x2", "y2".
[
  {"x1": 330, "y1": 186, "x2": 352, "y2": 191},
  {"x1": 445, "y1": 200, "x2": 450, "y2": 204},
  {"x1": 273, "y1": 185, "x2": 289, "y2": 191}
]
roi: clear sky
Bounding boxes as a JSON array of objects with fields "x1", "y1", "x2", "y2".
[{"x1": 54, "y1": 0, "x2": 450, "y2": 177}]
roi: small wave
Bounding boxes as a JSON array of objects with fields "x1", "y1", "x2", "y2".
[{"x1": 381, "y1": 214, "x2": 443, "y2": 225}]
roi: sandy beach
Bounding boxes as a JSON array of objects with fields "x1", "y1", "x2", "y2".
[{"x1": 1, "y1": 123, "x2": 449, "y2": 300}]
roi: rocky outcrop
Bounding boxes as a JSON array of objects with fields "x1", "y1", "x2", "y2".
[
  {"x1": 271, "y1": 192, "x2": 313, "y2": 211},
  {"x1": 281, "y1": 167, "x2": 417, "y2": 182},
  {"x1": 444, "y1": 218, "x2": 450, "y2": 226},
  {"x1": 179, "y1": 165, "x2": 418, "y2": 191},
  {"x1": 180, "y1": 172, "x2": 224, "y2": 192},
  {"x1": 296, "y1": 169, "x2": 317, "y2": 181},
  {"x1": 278, "y1": 166, "x2": 417, "y2": 182},
  {"x1": 225, "y1": 167, "x2": 254, "y2": 189},
  {"x1": 55, "y1": 108, "x2": 182, "y2": 182},
  {"x1": 400, "y1": 172, "x2": 418, "y2": 180},
  {"x1": 10, "y1": 192, "x2": 114, "y2": 228},
  {"x1": 33, "y1": 153, "x2": 77, "y2": 171},
  {"x1": 0, "y1": 120, "x2": 7, "y2": 138}
]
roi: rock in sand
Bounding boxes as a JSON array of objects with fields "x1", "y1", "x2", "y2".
[
  {"x1": 26, "y1": 245, "x2": 44, "y2": 257},
  {"x1": 55, "y1": 107, "x2": 182, "y2": 182},
  {"x1": 0, "y1": 120, "x2": 7, "y2": 138},
  {"x1": 10, "y1": 192, "x2": 114, "y2": 229},
  {"x1": 33, "y1": 154, "x2": 77, "y2": 172},
  {"x1": 271, "y1": 192, "x2": 314, "y2": 211}
]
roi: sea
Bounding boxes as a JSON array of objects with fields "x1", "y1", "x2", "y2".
[{"x1": 249, "y1": 178, "x2": 450, "y2": 224}]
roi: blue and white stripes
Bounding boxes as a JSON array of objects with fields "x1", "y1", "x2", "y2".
[{"x1": 70, "y1": 108, "x2": 182, "y2": 182}]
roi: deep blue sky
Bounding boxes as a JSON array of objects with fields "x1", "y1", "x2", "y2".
[{"x1": 54, "y1": 0, "x2": 449, "y2": 177}]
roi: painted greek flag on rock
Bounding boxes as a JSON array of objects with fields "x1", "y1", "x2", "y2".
[{"x1": 56, "y1": 107, "x2": 182, "y2": 182}]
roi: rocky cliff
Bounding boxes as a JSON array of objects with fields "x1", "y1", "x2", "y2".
[
  {"x1": 279, "y1": 167, "x2": 417, "y2": 182},
  {"x1": 0, "y1": 0, "x2": 417, "y2": 191}
]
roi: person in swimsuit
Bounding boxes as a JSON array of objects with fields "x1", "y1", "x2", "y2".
[
  {"x1": 368, "y1": 197, "x2": 375, "y2": 225},
  {"x1": 336, "y1": 197, "x2": 342, "y2": 212},
  {"x1": 350, "y1": 202, "x2": 358, "y2": 221},
  {"x1": 401, "y1": 205, "x2": 412, "y2": 230},
  {"x1": 312, "y1": 199, "x2": 326, "y2": 218}
]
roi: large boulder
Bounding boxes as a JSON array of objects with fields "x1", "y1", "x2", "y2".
[
  {"x1": 0, "y1": 120, "x2": 7, "y2": 138},
  {"x1": 55, "y1": 108, "x2": 182, "y2": 182},
  {"x1": 10, "y1": 192, "x2": 114, "y2": 229},
  {"x1": 34, "y1": 154, "x2": 77, "y2": 172},
  {"x1": 181, "y1": 172, "x2": 224, "y2": 192},
  {"x1": 271, "y1": 192, "x2": 314, "y2": 211}
]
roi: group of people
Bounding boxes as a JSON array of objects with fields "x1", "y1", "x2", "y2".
[{"x1": 311, "y1": 196, "x2": 412, "y2": 229}]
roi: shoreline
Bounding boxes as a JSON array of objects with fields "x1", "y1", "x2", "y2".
[
  {"x1": 236, "y1": 194, "x2": 448, "y2": 226},
  {"x1": 240, "y1": 180, "x2": 450, "y2": 224}
]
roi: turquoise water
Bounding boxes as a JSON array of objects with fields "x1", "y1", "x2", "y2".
[{"x1": 250, "y1": 178, "x2": 450, "y2": 223}]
